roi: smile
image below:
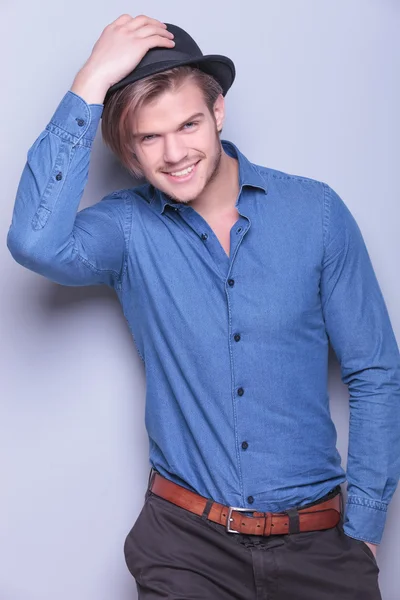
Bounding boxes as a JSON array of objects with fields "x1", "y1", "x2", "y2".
[
  {"x1": 170, "y1": 164, "x2": 196, "y2": 176},
  {"x1": 163, "y1": 161, "x2": 200, "y2": 183}
]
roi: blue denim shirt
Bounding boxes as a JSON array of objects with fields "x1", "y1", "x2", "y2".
[{"x1": 7, "y1": 90, "x2": 400, "y2": 545}]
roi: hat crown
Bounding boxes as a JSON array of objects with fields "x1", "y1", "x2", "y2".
[
  {"x1": 134, "y1": 23, "x2": 203, "y2": 72},
  {"x1": 165, "y1": 23, "x2": 203, "y2": 56}
]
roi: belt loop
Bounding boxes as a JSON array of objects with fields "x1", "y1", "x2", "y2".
[
  {"x1": 201, "y1": 498, "x2": 214, "y2": 521},
  {"x1": 286, "y1": 507, "x2": 300, "y2": 534}
]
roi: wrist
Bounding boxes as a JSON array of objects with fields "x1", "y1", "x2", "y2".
[{"x1": 70, "y1": 68, "x2": 110, "y2": 105}]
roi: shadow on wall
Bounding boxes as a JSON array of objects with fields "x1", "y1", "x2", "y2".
[{"x1": 41, "y1": 279, "x2": 117, "y2": 311}]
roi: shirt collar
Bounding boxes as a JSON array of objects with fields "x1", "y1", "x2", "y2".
[{"x1": 151, "y1": 139, "x2": 268, "y2": 214}]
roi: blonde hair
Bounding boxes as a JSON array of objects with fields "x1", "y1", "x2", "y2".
[{"x1": 100, "y1": 65, "x2": 223, "y2": 178}]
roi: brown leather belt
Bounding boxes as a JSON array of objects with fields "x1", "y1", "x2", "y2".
[{"x1": 149, "y1": 471, "x2": 341, "y2": 536}]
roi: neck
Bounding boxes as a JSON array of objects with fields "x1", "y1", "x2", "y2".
[{"x1": 188, "y1": 148, "x2": 240, "y2": 217}]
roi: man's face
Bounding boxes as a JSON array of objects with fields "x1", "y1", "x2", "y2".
[{"x1": 131, "y1": 80, "x2": 224, "y2": 203}]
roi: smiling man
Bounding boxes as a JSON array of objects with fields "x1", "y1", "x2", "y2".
[
  {"x1": 7, "y1": 13, "x2": 400, "y2": 600},
  {"x1": 129, "y1": 79, "x2": 235, "y2": 210}
]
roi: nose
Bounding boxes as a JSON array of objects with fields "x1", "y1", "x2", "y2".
[{"x1": 163, "y1": 134, "x2": 188, "y2": 166}]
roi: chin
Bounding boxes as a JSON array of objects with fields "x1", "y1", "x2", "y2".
[
  {"x1": 165, "y1": 189, "x2": 199, "y2": 204},
  {"x1": 156, "y1": 179, "x2": 205, "y2": 204}
]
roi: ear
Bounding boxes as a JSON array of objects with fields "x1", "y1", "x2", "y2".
[{"x1": 213, "y1": 93, "x2": 225, "y2": 133}]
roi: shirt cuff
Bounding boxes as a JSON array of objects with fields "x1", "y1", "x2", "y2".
[
  {"x1": 343, "y1": 495, "x2": 388, "y2": 544},
  {"x1": 45, "y1": 90, "x2": 104, "y2": 146}
]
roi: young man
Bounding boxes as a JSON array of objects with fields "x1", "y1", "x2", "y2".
[{"x1": 7, "y1": 13, "x2": 400, "y2": 600}]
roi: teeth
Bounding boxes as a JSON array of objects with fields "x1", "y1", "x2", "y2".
[{"x1": 170, "y1": 164, "x2": 195, "y2": 177}]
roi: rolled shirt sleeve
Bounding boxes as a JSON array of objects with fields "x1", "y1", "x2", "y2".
[{"x1": 320, "y1": 183, "x2": 400, "y2": 544}]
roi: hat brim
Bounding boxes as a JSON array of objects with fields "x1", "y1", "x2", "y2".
[{"x1": 103, "y1": 54, "x2": 235, "y2": 105}]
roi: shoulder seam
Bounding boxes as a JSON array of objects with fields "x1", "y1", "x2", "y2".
[
  {"x1": 270, "y1": 172, "x2": 323, "y2": 185},
  {"x1": 254, "y1": 164, "x2": 329, "y2": 187}
]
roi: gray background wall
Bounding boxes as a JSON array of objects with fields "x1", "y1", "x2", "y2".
[{"x1": 1, "y1": 1, "x2": 399, "y2": 598}]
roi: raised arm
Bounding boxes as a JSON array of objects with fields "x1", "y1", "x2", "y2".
[
  {"x1": 7, "y1": 90, "x2": 128, "y2": 288},
  {"x1": 7, "y1": 14, "x2": 175, "y2": 288}
]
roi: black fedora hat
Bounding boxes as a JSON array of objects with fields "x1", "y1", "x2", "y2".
[{"x1": 103, "y1": 23, "x2": 235, "y2": 105}]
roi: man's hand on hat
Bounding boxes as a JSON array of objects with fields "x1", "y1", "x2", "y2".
[{"x1": 71, "y1": 14, "x2": 175, "y2": 104}]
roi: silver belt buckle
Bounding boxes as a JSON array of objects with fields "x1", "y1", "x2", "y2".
[{"x1": 226, "y1": 506, "x2": 258, "y2": 534}]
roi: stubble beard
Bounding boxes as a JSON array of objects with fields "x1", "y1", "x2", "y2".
[{"x1": 163, "y1": 136, "x2": 223, "y2": 205}]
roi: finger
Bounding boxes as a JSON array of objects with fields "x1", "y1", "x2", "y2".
[
  {"x1": 129, "y1": 14, "x2": 168, "y2": 31},
  {"x1": 135, "y1": 25, "x2": 174, "y2": 40},
  {"x1": 142, "y1": 34, "x2": 176, "y2": 50},
  {"x1": 110, "y1": 13, "x2": 134, "y2": 26}
]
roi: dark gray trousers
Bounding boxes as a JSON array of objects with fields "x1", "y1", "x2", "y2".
[{"x1": 124, "y1": 486, "x2": 381, "y2": 599}]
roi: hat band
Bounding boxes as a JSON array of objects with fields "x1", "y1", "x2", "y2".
[{"x1": 136, "y1": 48, "x2": 201, "y2": 70}]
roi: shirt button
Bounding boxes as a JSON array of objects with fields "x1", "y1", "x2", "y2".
[
  {"x1": 247, "y1": 496, "x2": 254, "y2": 504},
  {"x1": 201, "y1": 233, "x2": 208, "y2": 240},
  {"x1": 241, "y1": 441, "x2": 248, "y2": 450},
  {"x1": 234, "y1": 333, "x2": 241, "y2": 342},
  {"x1": 55, "y1": 172, "x2": 63, "y2": 181},
  {"x1": 228, "y1": 279, "x2": 235, "y2": 287},
  {"x1": 237, "y1": 227, "x2": 243, "y2": 233},
  {"x1": 76, "y1": 118, "x2": 85, "y2": 126},
  {"x1": 237, "y1": 387, "x2": 244, "y2": 396}
]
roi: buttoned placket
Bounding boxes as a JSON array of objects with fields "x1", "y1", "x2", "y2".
[{"x1": 165, "y1": 197, "x2": 255, "y2": 507}]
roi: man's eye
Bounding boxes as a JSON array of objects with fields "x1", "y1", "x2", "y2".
[
  {"x1": 142, "y1": 134, "x2": 156, "y2": 142},
  {"x1": 183, "y1": 121, "x2": 197, "y2": 129}
]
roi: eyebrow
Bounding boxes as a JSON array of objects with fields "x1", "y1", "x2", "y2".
[{"x1": 133, "y1": 112, "x2": 206, "y2": 139}]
